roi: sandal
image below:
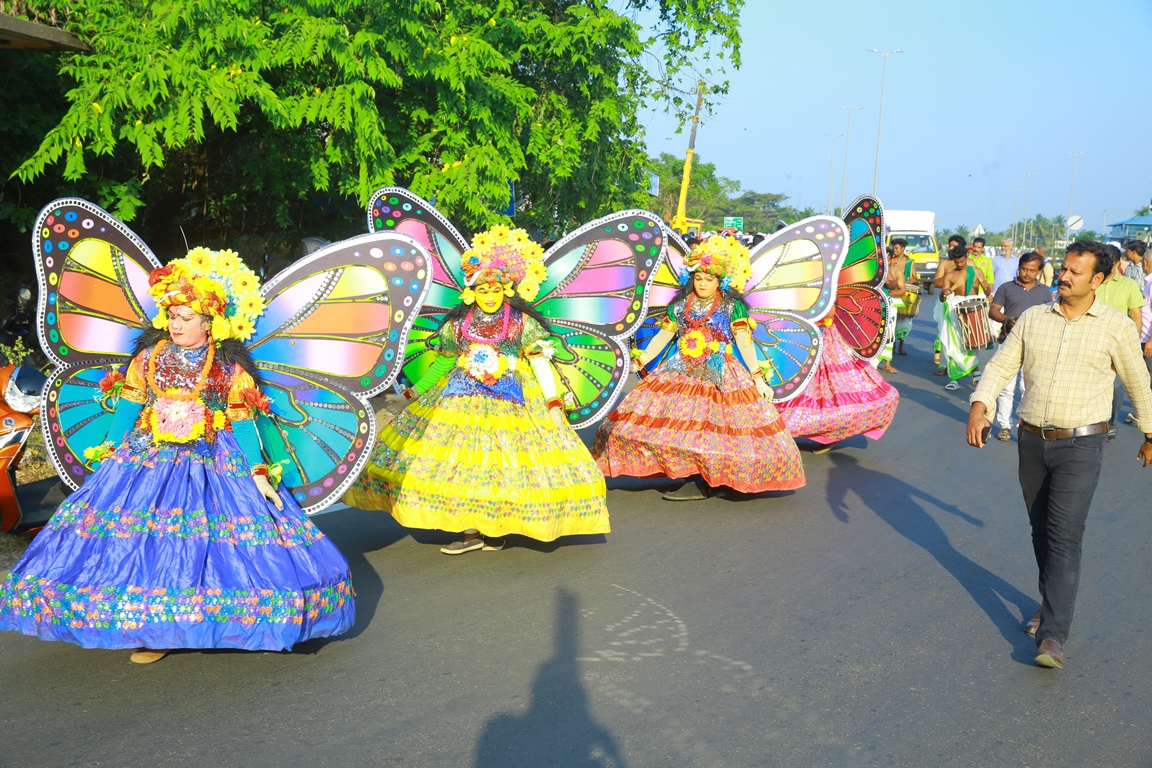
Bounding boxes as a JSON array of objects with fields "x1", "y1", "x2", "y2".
[{"x1": 944, "y1": 381, "x2": 960, "y2": 391}]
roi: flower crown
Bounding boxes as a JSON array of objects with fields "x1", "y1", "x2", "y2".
[
  {"x1": 147, "y1": 247, "x2": 265, "y2": 342},
  {"x1": 460, "y1": 225, "x2": 548, "y2": 303},
  {"x1": 682, "y1": 235, "x2": 752, "y2": 293}
]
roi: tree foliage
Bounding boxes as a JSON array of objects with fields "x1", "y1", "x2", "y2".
[
  {"x1": 649, "y1": 152, "x2": 815, "y2": 233},
  {"x1": 1, "y1": 0, "x2": 742, "y2": 271}
]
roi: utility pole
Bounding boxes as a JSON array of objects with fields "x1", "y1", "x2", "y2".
[
  {"x1": 826, "y1": 134, "x2": 842, "y2": 215},
  {"x1": 868, "y1": 48, "x2": 903, "y2": 196},
  {"x1": 1011, "y1": 187, "x2": 1021, "y2": 246},
  {"x1": 1022, "y1": 172, "x2": 1037, "y2": 248},
  {"x1": 1066, "y1": 150, "x2": 1084, "y2": 226},
  {"x1": 839, "y1": 106, "x2": 862, "y2": 212},
  {"x1": 671, "y1": 81, "x2": 706, "y2": 234}
]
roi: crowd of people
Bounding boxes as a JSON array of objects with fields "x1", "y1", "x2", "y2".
[{"x1": 4, "y1": 192, "x2": 1152, "y2": 673}]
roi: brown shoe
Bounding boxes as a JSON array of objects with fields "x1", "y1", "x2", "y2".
[
  {"x1": 1034, "y1": 639, "x2": 1064, "y2": 669},
  {"x1": 1024, "y1": 608, "x2": 1041, "y2": 636},
  {"x1": 130, "y1": 649, "x2": 170, "y2": 664}
]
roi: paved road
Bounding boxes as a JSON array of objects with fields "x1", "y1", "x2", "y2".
[{"x1": 4, "y1": 304, "x2": 1152, "y2": 767}]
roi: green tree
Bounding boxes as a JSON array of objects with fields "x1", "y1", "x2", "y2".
[{"x1": 2, "y1": 0, "x2": 743, "y2": 267}]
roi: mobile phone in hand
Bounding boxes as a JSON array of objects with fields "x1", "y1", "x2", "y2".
[{"x1": 980, "y1": 425, "x2": 991, "y2": 444}]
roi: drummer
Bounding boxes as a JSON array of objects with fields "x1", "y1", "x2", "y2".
[{"x1": 936, "y1": 246, "x2": 990, "y2": 390}]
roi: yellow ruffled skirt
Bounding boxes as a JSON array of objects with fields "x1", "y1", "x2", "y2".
[{"x1": 344, "y1": 376, "x2": 609, "y2": 541}]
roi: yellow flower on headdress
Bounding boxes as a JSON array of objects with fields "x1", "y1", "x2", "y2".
[
  {"x1": 238, "y1": 294, "x2": 264, "y2": 317},
  {"x1": 211, "y1": 315, "x2": 232, "y2": 341},
  {"x1": 215, "y1": 250, "x2": 240, "y2": 276},
  {"x1": 152, "y1": 313, "x2": 169, "y2": 330},
  {"x1": 186, "y1": 247, "x2": 215, "y2": 271},
  {"x1": 232, "y1": 271, "x2": 259, "y2": 296},
  {"x1": 685, "y1": 235, "x2": 752, "y2": 293},
  {"x1": 229, "y1": 316, "x2": 256, "y2": 341},
  {"x1": 460, "y1": 226, "x2": 547, "y2": 301},
  {"x1": 472, "y1": 232, "x2": 492, "y2": 249}
]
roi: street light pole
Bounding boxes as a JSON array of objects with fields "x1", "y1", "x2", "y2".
[
  {"x1": 839, "y1": 106, "x2": 862, "y2": 212},
  {"x1": 1011, "y1": 187, "x2": 1021, "y2": 246},
  {"x1": 826, "y1": 134, "x2": 843, "y2": 215},
  {"x1": 1022, "y1": 172, "x2": 1036, "y2": 248},
  {"x1": 868, "y1": 48, "x2": 903, "y2": 196},
  {"x1": 1066, "y1": 150, "x2": 1084, "y2": 225}
]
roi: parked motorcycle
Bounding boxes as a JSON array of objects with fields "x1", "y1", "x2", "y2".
[{"x1": 0, "y1": 361, "x2": 52, "y2": 535}]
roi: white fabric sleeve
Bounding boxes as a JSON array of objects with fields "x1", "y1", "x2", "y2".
[{"x1": 529, "y1": 356, "x2": 558, "y2": 400}]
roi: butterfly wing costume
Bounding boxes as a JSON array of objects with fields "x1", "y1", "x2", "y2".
[
  {"x1": 346, "y1": 188, "x2": 660, "y2": 541},
  {"x1": 0, "y1": 198, "x2": 430, "y2": 651},
  {"x1": 776, "y1": 197, "x2": 900, "y2": 444},
  {"x1": 593, "y1": 224, "x2": 849, "y2": 493}
]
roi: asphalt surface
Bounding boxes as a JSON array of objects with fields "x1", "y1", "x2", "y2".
[{"x1": 3, "y1": 301, "x2": 1152, "y2": 768}]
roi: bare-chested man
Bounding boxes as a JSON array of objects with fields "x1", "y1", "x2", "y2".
[{"x1": 935, "y1": 245, "x2": 989, "y2": 389}]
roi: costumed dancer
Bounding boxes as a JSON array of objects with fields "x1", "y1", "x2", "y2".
[
  {"x1": 776, "y1": 309, "x2": 899, "y2": 453},
  {"x1": 344, "y1": 226, "x2": 610, "y2": 554},
  {"x1": 593, "y1": 236, "x2": 805, "y2": 501},
  {"x1": 0, "y1": 249, "x2": 355, "y2": 663}
]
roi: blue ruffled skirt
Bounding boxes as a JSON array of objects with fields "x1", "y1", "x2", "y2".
[{"x1": 0, "y1": 431, "x2": 355, "y2": 651}]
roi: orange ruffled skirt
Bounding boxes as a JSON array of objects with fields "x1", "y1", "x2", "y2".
[{"x1": 592, "y1": 356, "x2": 805, "y2": 493}]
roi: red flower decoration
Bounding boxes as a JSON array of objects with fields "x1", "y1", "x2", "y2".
[
  {"x1": 148, "y1": 265, "x2": 174, "y2": 287},
  {"x1": 241, "y1": 388, "x2": 272, "y2": 414},
  {"x1": 99, "y1": 371, "x2": 125, "y2": 393}
]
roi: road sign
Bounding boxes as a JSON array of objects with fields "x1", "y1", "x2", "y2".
[
  {"x1": 1067, "y1": 215, "x2": 1084, "y2": 231},
  {"x1": 722, "y1": 217, "x2": 744, "y2": 230},
  {"x1": 1054, "y1": 239, "x2": 1069, "y2": 249}
]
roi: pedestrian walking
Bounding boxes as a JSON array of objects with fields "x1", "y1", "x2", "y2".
[{"x1": 966, "y1": 240, "x2": 1152, "y2": 669}]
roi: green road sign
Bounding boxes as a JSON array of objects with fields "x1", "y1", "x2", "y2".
[{"x1": 722, "y1": 216, "x2": 744, "y2": 229}]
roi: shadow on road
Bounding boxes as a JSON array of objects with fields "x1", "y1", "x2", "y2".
[
  {"x1": 295, "y1": 507, "x2": 406, "y2": 646},
  {"x1": 826, "y1": 452, "x2": 1038, "y2": 664},
  {"x1": 474, "y1": 589, "x2": 626, "y2": 768}
]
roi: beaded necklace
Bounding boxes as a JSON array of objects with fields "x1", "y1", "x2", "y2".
[
  {"x1": 460, "y1": 303, "x2": 512, "y2": 344},
  {"x1": 147, "y1": 339, "x2": 215, "y2": 402},
  {"x1": 683, "y1": 291, "x2": 721, "y2": 330}
]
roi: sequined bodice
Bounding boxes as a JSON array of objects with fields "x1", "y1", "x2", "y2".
[{"x1": 144, "y1": 343, "x2": 230, "y2": 411}]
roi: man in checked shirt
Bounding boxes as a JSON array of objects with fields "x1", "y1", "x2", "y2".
[{"x1": 966, "y1": 240, "x2": 1152, "y2": 669}]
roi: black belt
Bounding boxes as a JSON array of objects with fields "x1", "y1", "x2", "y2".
[{"x1": 1020, "y1": 421, "x2": 1109, "y2": 440}]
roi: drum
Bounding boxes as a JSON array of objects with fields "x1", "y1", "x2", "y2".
[
  {"x1": 897, "y1": 287, "x2": 921, "y2": 318},
  {"x1": 954, "y1": 296, "x2": 993, "y2": 351}
]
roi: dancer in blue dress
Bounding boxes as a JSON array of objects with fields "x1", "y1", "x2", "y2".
[{"x1": 0, "y1": 248, "x2": 355, "y2": 663}]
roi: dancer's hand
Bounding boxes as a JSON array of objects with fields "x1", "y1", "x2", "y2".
[
  {"x1": 755, "y1": 378, "x2": 772, "y2": 399},
  {"x1": 253, "y1": 475, "x2": 284, "y2": 510},
  {"x1": 630, "y1": 357, "x2": 642, "y2": 375},
  {"x1": 549, "y1": 406, "x2": 567, "y2": 429}
]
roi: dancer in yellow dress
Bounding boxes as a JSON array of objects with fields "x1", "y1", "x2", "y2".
[{"x1": 344, "y1": 227, "x2": 610, "y2": 554}]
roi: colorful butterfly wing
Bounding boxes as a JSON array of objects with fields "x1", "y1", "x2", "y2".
[
  {"x1": 41, "y1": 360, "x2": 127, "y2": 489},
  {"x1": 248, "y1": 231, "x2": 432, "y2": 513},
  {"x1": 634, "y1": 226, "x2": 688, "y2": 374},
  {"x1": 368, "y1": 187, "x2": 469, "y2": 386},
  {"x1": 834, "y1": 195, "x2": 891, "y2": 359},
  {"x1": 33, "y1": 198, "x2": 162, "y2": 489},
  {"x1": 34, "y1": 198, "x2": 160, "y2": 369},
  {"x1": 533, "y1": 211, "x2": 663, "y2": 428},
  {"x1": 742, "y1": 216, "x2": 847, "y2": 401}
]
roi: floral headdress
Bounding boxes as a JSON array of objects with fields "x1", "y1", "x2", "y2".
[
  {"x1": 459, "y1": 225, "x2": 548, "y2": 303},
  {"x1": 147, "y1": 247, "x2": 265, "y2": 342},
  {"x1": 681, "y1": 235, "x2": 752, "y2": 293}
]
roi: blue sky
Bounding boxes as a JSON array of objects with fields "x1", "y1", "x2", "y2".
[{"x1": 639, "y1": 0, "x2": 1152, "y2": 233}]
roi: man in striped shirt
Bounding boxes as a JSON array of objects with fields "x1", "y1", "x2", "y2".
[{"x1": 967, "y1": 240, "x2": 1152, "y2": 670}]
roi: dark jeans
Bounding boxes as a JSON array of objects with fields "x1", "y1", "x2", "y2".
[{"x1": 1017, "y1": 428, "x2": 1106, "y2": 645}]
